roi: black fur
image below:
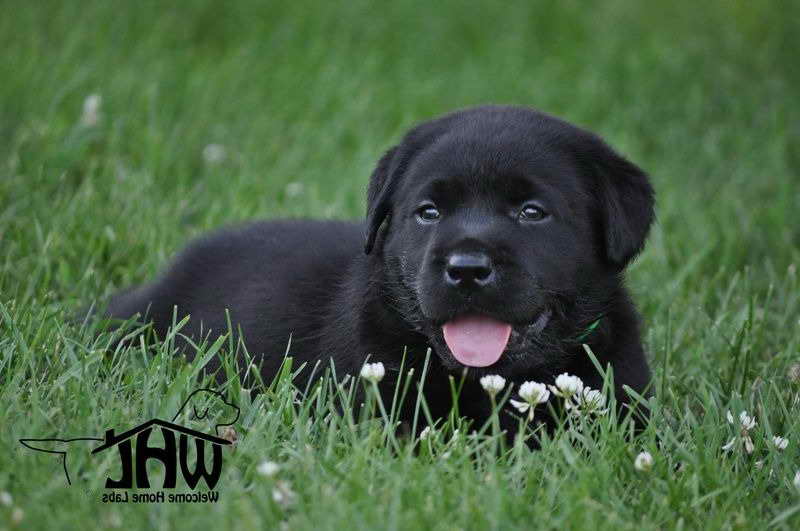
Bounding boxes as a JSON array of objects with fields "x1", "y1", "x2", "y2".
[{"x1": 98, "y1": 105, "x2": 655, "y2": 437}]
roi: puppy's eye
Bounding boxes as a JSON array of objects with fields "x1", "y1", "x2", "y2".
[
  {"x1": 518, "y1": 204, "x2": 548, "y2": 222},
  {"x1": 416, "y1": 204, "x2": 441, "y2": 223}
]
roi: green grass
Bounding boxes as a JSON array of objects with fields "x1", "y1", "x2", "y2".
[{"x1": 2, "y1": 0, "x2": 800, "y2": 529}]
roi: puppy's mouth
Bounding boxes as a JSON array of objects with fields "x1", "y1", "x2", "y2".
[{"x1": 440, "y1": 309, "x2": 552, "y2": 368}]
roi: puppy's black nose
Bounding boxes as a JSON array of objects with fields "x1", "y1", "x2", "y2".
[{"x1": 445, "y1": 253, "x2": 495, "y2": 287}]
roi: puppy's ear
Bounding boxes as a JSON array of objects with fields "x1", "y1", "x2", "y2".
[
  {"x1": 593, "y1": 144, "x2": 655, "y2": 269},
  {"x1": 364, "y1": 111, "x2": 465, "y2": 253},
  {"x1": 364, "y1": 146, "x2": 399, "y2": 254}
]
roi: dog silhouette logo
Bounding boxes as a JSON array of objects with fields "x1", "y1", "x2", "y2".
[{"x1": 20, "y1": 388, "x2": 239, "y2": 491}]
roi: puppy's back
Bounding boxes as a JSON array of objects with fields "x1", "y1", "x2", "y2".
[{"x1": 101, "y1": 219, "x2": 365, "y2": 361}]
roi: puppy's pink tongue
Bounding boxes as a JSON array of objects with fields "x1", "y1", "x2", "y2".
[{"x1": 442, "y1": 316, "x2": 512, "y2": 367}]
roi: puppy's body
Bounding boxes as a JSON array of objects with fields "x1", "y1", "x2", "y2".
[{"x1": 101, "y1": 106, "x2": 654, "y2": 435}]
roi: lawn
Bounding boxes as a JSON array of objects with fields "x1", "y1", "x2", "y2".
[{"x1": 1, "y1": 0, "x2": 799, "y2": 529}]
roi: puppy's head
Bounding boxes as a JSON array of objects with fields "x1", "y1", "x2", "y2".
[{"x1": 365, "y1": 106, "x2": 654, "y2": 376}]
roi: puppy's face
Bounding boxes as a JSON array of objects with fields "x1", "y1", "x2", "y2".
[{"x1": 366, "y1": 106, "x2": 654, "y2": 376}]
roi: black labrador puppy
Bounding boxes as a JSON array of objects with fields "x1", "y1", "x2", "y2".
[{"x1": 100, "y1": 105, "x2": 654, "y2": 435}]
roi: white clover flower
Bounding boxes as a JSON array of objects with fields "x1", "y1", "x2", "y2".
[
  {"x1": 723, "y1": 410, "x2": 759, "y2": 454},
  {"x1": 106, "y1": 511, "x2": 122, "y2": 529},
  {"x1": 81, "y1": 93, "x2": 102, "y2": 126},
  {"x1": 519, "y1": 381, "x2": 550, "y2": 404},
  {"x1": 744, "y1": 435, "x2": 755, "y2": 454},
  {"x1": 634, "y1": 451, "x2": 654, "y2": 472},
  {"x1": 773, "y1": 435, "x2": 789, "y2": 450},
  {"x1": 510, "y1": 381, "x2": 550, "y2": 419},
  {"x1": 202, "y1": 144, "x2": 227, "y2": 164},
  {"x1": 794, "y1": 470, "x2": 800, "y2": 492},
  {"x1": 581, "y1": 388, "x2": 606, "y2": 410},
  {"x1": 566, "y1": 387, "x2": 608, "y2": 415},
  {"x1": 285, "y1": 182, "x2": 305, "y2": 198},
  {"x1": 360, "y1": 362, "x2": 385, "y2": 383},
  {"x1": 509, "y1": 399, "x2": 528, "y2": 413},
  {"x1": 257, "y1": 461, "x2": 280, "y2": 477},
  {"x1": 221, "y1": 425, "x2": 238, "y2": 446},
  {"x1": 480, "y1": 374, "x2": 506, "y2": 397},
  {"x1": 727, "y1": 410, "x2": 756, "y2": 431},
  {"x1": 0, "y1": 491, "x2": 11, "y2": 506},
  {"x1": 11, "y1": 507, "x2": 24, "y2": 525},
  {"x1": 788, "y1": 364, "x2": 800, "y2": 383},
  {"x1": 739, "y1": 411, "x2": 756, "y2": 430},
  {"x1": 272, "y1": 480, "x2": 297, "y2": 507},
  {"x1": 722, "y1": 434, "x2": 755, "y2": 455},
  {"x1": 549, "y1": 373, "x2": 584, "y2": 399},
  {"x1": 420, "y1": 426, "x2": 433, "y2": 441},
  {"x1": 722, "y1": 438, "x2": 736, "y2": 452}
]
